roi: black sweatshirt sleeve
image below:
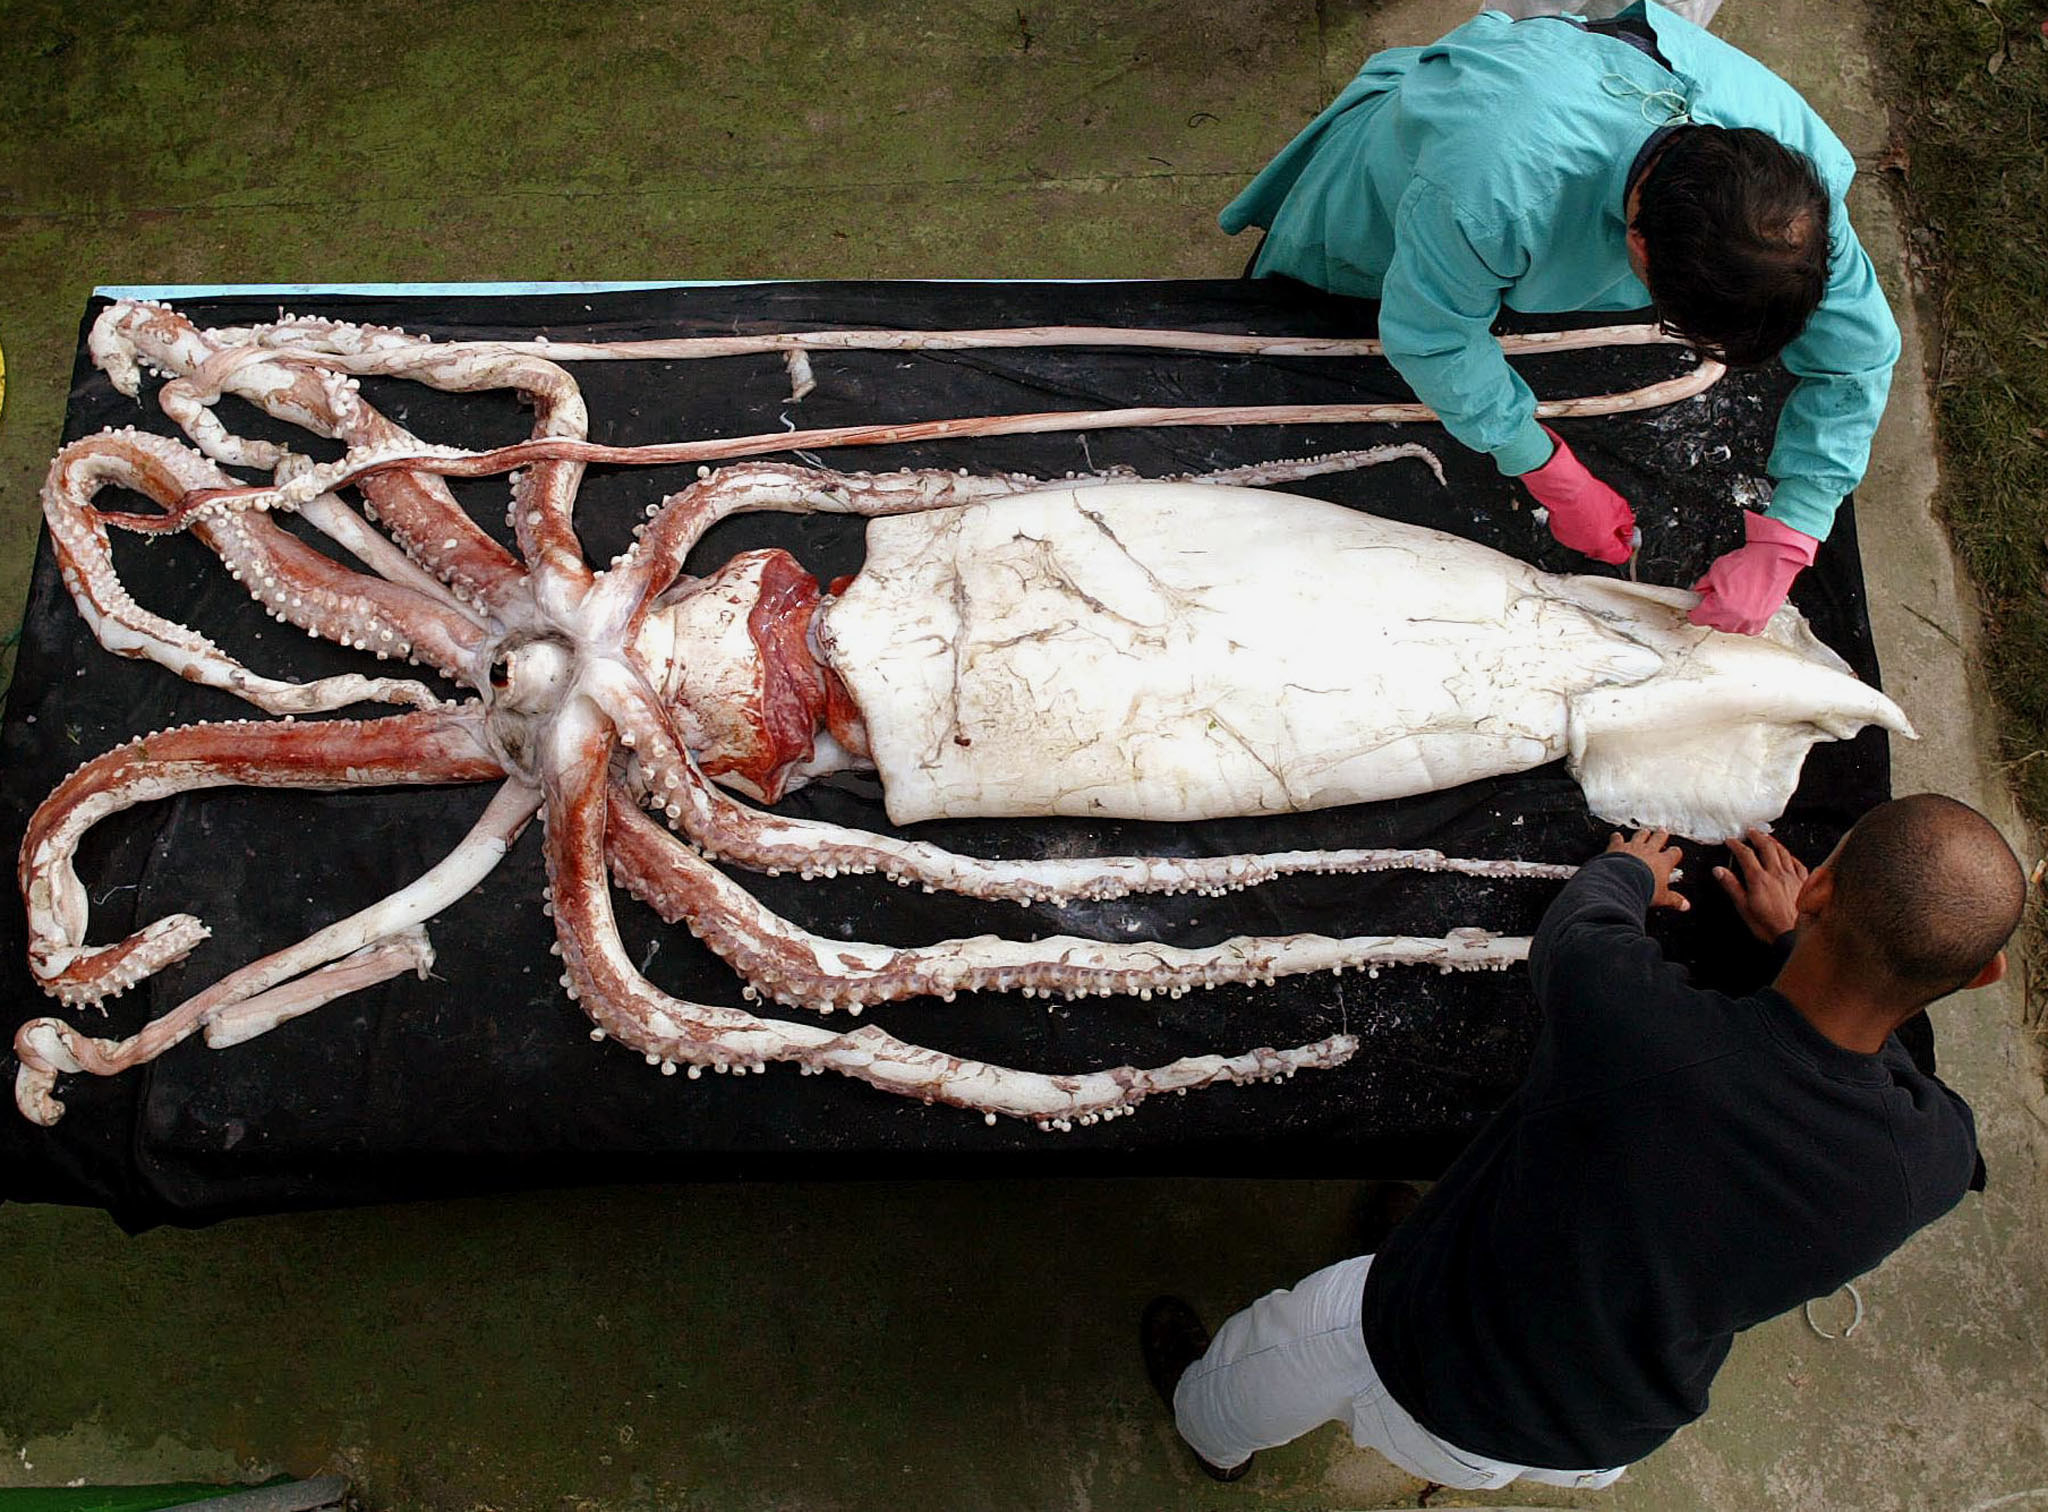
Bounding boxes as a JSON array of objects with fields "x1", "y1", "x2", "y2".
[{"x1": 1528, "y1": 853, "x2": 1730, "y2": 1085}]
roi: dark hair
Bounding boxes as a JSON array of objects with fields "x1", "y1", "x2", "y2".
[
  {"x1": 1632, "y1": 125, "x2": 1832, "y2": 368},
  {"x1": 1827, "y1": 794, "x2": 2026, "y2": 1004}
]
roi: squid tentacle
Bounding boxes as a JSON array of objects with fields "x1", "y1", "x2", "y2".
[
  {"x1": 194, "y1": 776, "x2": 543, "y2": 1047},
  {"x1": 605, "y1": 450, "x2": 1448, "y2": 659},
  {"x1": 591, "y1": 670, "x2": 1573, "y2": 909},
  {"x1": 43, "y1": 431, "x2": 460, "y2": 710},
  {"x1": 541, "y1": 705, "x2": 1354, "y2": 1128},
  {"x1": 177, "y1": 315, "x2": 1705, "y2": 365},
  {"x1": 95, "y1": 297, "x2": 1717, "y2": 610},
  {"x1": 317, "y1": 342, "x2": 595, "y2": 596},
  {"x1": 107, "y1": 301, "x2": 596, "y2": 596},
  {"x1": 603, "y1": 786, "x2": 1527, "y2": 1015},
  {"x1": 13, "y1": 775, "x2": 538, "y2": 1128},
  {"x1": 90, "y1": 301, "x2": 528, "y2": 610},
  {"x1": 610, "y1": 461, "x2": 1057, "y2": 624},
  {"x1": 20, "y1": 705, "x2": 501, "y2": 1008},
  {"x1": 292, "y1": 485, "x2": 495, "y2": 630},
  {"x1": 167, "y1": 346, "x2": 1727, "y2": 523},
  {"x1": 196, "y1": 930, "x2": 438, "y2": 1051},
  {"x1": 12, "y1": 934, "x2": 437, "y2": 1129}
]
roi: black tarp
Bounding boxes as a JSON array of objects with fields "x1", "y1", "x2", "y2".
[{"x1": 0, "y1": 281, "x2": 1891, "y2": 1228}]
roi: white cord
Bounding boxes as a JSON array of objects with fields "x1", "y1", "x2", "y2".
[{"x1": 1803, "y1": 1281, "x2": 1865, "y2": 1340}]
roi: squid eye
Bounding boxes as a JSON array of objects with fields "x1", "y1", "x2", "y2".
[{"x1": 489, "y1": 658, "x2": 511, "y2": 690}]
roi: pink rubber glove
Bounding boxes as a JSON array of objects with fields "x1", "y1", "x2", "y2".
[
  {"x1": 1688, "y1": 514, "x2": 1820, "y2": 634},
  {"x1": 1519, "y1": 428, "x2": 1636, "y2": 565}
]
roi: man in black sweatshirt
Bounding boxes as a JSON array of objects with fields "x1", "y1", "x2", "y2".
[{"x1": 1143, "y1": 793, "x2": 2025, "y2": 1490}]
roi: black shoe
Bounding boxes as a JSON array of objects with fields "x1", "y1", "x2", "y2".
[{"x1": 1140, "y1": 1295, "x2": 1255, "y2": 1482}]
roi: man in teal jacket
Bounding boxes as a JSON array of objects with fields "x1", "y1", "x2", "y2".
[{"x1": 1221, "y1": 2, "x2": 1900, "y2": 634}]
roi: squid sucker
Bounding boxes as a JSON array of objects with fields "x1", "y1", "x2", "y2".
[{"x1": 11, "y1": 298, "x2": 1910, "y2": 1130}]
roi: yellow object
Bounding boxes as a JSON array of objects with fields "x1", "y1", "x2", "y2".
[{"x1": 0, "y1": 332, "x2": 7, "y2": 418}]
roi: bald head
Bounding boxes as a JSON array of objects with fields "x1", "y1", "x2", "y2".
[{"x1": 1823, "y1": 795, "x2": 2026, "y2": 1005}]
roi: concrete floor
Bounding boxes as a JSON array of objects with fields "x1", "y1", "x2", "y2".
[{"x1": 2, "y1": 2, "x2": 2045, "y2": 1508}]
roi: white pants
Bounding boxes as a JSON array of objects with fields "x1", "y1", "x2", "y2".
[
  {"x1": 1172, "y1": 1255, "x2": 1629, "y2": 1491},
  {"x1": 1489, "y1": 0, "x2": 1723, "y2": 26}
]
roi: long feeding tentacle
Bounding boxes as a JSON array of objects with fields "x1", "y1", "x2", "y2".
[
  {"x1": 174, "y1": 353, "x2": 1726, "y2": 521},
  {"x1": 188, "y1": 311, "x2": 1704, "y2": 370},
  {"x1": 97, "y1": 299, "x2": 1718, "y2": 539}
]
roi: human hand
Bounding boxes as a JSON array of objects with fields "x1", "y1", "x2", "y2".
[
  {"x1": 1521, "y1": 429, "x2": 1636, "y2": 565},
  {"x1": 1713, "y1": 828, "x2": 1809, "y2": 943},
  {"x1": 1688, "y1": 515, "x2": 1820, "y2": 635},
  {"x1": 1605, "y1": 829, "x2": 1689, "y2": 911}
]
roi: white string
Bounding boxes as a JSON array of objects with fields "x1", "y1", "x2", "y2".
[
  {"x1": 1802, "y1": 1281, "x2": 1865, "y2": 1340},
  {"x1": 1601, "y1": 71, "x2": 1694, "y2": 124}
]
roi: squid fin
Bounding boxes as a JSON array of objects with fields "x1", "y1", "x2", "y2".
[{"x1": 1557, "y1": 578, "x2": 1916, "y2": 842}]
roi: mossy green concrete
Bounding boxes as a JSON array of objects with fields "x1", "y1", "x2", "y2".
[
  {"x1": 0, "y1": 1182, "x2": 1417, "y2": 1510},
  {"x1": 3, "y1": 2, "x2": 2046, "y2": 1510}
]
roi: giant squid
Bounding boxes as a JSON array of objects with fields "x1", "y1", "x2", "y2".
[{"x1": 9, "y1": 297, "x2": 1911, "y2": 1129}]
